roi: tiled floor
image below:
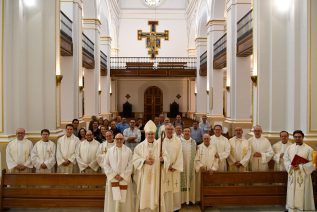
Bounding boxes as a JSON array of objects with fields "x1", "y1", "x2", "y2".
[{"x1": 8, "y1": 205, "x2": 286, "y2": 212}]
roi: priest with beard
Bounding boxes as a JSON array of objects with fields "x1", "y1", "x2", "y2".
[
  {"x1": 104, "y1": 133, "x2": 134, "y2": 212},
  {"x1": 133, "y1": 120, "x2": 170, "y2": 212}
]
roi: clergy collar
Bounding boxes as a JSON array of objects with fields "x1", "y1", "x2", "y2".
[{"x1": 42, "y1": 140, "x2": 49, "y2": 142}]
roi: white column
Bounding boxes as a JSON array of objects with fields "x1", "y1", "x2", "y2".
[
  {"x1": 1, "y1": 0, "x2": 62, "y2": 140},
  {"x1": 225, "y1": 0, "x2": 252, "y2": 135},
  {"x1": 206, "y1": 20, "x2": 226, "y2": 123},
  {"x1": 83, "y1": 19, "x2": 101, "y2": 119},
  {"x1": 195, "y1": 37, "x2": 207, "y2": 118},
  {"x1": 100, "y1": 36, "x2": 112, "y2": 119}
]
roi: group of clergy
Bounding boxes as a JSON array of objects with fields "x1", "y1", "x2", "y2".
[{"x1": 5, "y1": 120, "x2": 315, "y2": 212}]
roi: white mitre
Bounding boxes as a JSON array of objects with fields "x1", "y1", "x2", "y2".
[{"x1": 144, "y1": 120, "x2": 157, "y2": 133}]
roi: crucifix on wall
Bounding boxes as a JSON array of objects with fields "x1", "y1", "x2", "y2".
[{"x1": 137, "y1": 21, "x2": 169, "y2": 58}]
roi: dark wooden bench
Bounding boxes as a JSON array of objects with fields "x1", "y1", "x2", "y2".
[
  {"x1": 0, "y1": 169, "x2": 106, "y2": 209},
  {"x1": 157, "y1": 62, "x2": 186, "y2": 68},
  {"x1": 126, "y1": 62, "x2": 154, "y2": 69},
  {"x1": 200, "y1": 171, "x2": 317, "y2": 211}
]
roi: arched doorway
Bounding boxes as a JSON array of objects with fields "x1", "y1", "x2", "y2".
[{"x1": 144, "y1": 86, "x2": 163, "y2": 121}]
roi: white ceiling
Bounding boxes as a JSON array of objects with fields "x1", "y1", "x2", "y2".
[{"x1": 119, "y1": 0, "x2": 188, "y2": 10}]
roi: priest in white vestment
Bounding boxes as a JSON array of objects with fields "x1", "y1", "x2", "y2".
[
  {"x1": 161, "y1": 124, "x2": 183, "y2": 211},
  {"x1": 228, "y1": 127, "x2": 251, "y2": 172},
  {"x1": 195, "y1": 133, "x2": 219, "y2": 201},
  {"x1": 248, "y1": 125, "x2": 273, "y2": 171},
  {"x1": 284, "y1": 130, "x2": 315, "y2": 212},
  {"x1": 76, "y1": 130, "x2": 100, "y2": 173},
  {"x1": 180, "y1": 128, "x2": 197, "y2": 205},
  {"x1": 211, "y1": 125, "x2": 230, "y2": 172},
  {"x1": 56, "y1": 124, "x2": 80, "y2": 173},
  {"x1": 96, "y1": 130, "x2": 115, "y2": 172},
  {"x1": 31, "y1": 129, "x2": 56, "y2": 173},
  {"x1": 133, "y1": 120, "x2": 170, "y2": 212},
  {"x1": 272, "y1": 131, "x2": 291, "y2": 171},
  {"x1": 6, "y1": 128, "x2": 33, "y2": 173},
  {"x1": 104, "y1": 133, "x2": 134, "y2": 212}
]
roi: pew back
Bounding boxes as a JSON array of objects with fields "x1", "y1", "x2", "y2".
[{"x1": 0, "y1": 170, "x2": 106, "y2": 209}]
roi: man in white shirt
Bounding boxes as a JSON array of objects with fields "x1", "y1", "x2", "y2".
[
  {"x1": 31, "y1": 129, "x2": 56, "y2": 173},
  {"x1": 6, "y1": 128, "x2": 33, "y2": 173},
  {"x1": 76, "y1": 130, "x2": 100, "y2": 173},
  {"x1": 227, "y1": 127, "x2": 251, "y2": 172},
  {"x1": 272, "y1": 131, "x2": 291, "y2": 171},
  {"x1": 199, "y1": 114, "x2": 211, "y2": 134},
  {"x1": 123, "y1": 119, "x2": 141, "y2": 152}
]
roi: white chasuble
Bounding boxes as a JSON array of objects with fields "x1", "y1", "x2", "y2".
[
  {"x1": 56, "y1": 135, "x2": 79, "y2": 173},
  {"x1": 180, "y1": 137, "x2": 197, "y2": 205},
  {"x1": 31, "y1": 140, "x2": 56, "y2": 173},
  {"x1": 211, "y1": 135, "x2": 230, "y2": 172},
  {"x1": 228, "y1": 137, "x2": 251, "y2": 172},
  {"x1": 284, "y1": 143, "x2": 315, "y2": 212},
  {"x1": 194, "y1": 143, "x2": 219, "y2": 201},
  {"x1": 104, "y1": 145, "x2": 134, "y2": 212},
  {"x1": 162, "y1": 135, "x2": 183, "y2": 211},
  {"x1": 6, "y1": 139, "x2": 33, "y2": 173},
  {"x1": 132, "y1": 139, "x2": 169, "y2": 212},
  {"x1": 96, "y1": 141, "x2": 115, "y2": 172},
  {"x1": 248, "y1": 136, "x2": 273, "y2": 171},
  {"x1": 76, "y1": 139, "x2": 100, "y2": 172},
  {"x1": 272, "y1": 141, "x2": 291, "y2": 171}
]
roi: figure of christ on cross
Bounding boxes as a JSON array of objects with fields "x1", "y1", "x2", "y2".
[{"x1": 138, "y1": 20, "x2": 169, "y2": 58}]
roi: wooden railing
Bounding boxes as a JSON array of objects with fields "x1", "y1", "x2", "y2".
[
  {"x1": 214, "y1": 33, "x2": 227, "y2": 59},
  {"x1": 110, "y1": 57, "x2": 196, "y2": 70},
  {"x1": 100, "y1": 51, "x2": 107, "y2": 68},
  {"x1": 60, "y1": 11, "x2": 72, "y2": 41},
  {"x1": 199, "y1": 51, "x2": 207, "y2": 76},
  {"x1": 237, "y1": 9, "x2": 253, "y2": 42}
]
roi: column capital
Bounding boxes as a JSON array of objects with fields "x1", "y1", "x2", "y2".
[
  {"x1": 83, "y1": 18, "x2": 101, "y2": 31},
  {"x1": 195, "y1": 37, "x2": 207, "y2": 47},
  {"x1": 207, "y1": 19, "x2": 226, "y2": 34},
  {"x1": 100, "y1": 36, "x2": 112, "y2": 45}
]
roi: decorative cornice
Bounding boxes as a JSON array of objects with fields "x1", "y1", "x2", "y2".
[
  {"x1": 82, "y1": 18, "x2": 102, "y2": 26},
  {"x1": 207, "y1": 19, "x2": 226, "y2": 26}
]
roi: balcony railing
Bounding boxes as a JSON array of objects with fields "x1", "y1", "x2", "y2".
[
  {"x1": 82, "y1": 33, "x2": 94, "y2": 58},
  {"x1": 60, "y1": 11, "x2": 72, "y2": 40},
  {"x1": 237, "y1": 9, "x2": 253, "y2": 42},
  {"x1": 200, "y1": 51, "x2": 207, "y2": 66},
  {"x1": 100, "y1": 51, "x2": 107, "y2": 68},
  {"x1": 214, "y1": 33, "x2": 227, "y2": 59},
  {"x1": 110, "y1": 57, "x2": 196, "y2": 70}
]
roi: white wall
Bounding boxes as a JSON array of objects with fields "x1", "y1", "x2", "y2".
[
  {"x1": 113, "y1": 78, "x2": 192, "y2": 113},
  {"x1": 120, "y1": 0, "x2": 187, "y2": 10},
  {"x1": 118, "y1": 9, "x2": 188, "y2": 57}
]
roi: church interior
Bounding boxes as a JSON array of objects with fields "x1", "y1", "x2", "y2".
[{"x1": 0, "y1": 0, "x2": 317, "y2": 211}]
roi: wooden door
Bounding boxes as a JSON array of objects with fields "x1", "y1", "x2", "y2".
[{"x1": 144, "y1": 86, "x2": 163, "y2": 121}]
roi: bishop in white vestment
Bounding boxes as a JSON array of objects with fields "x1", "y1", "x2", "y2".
[
  {"x1": 284, "y1": 130, "x2": 315, "y2": 212},
  {"x1": 76, "y1": 130, "x2": 100, "y2": 173},
  {"x1": 180, "y1": 128, "x2": 197, "y2": 205},
  {"x1": 248, "y1": 125, "x2": 273, "y2": 171},
  {"x1": 161, "y1": 124, "x2": 183, "y2": 211},
  {"x1": 6, "y1": 128, "x2": 33, "y2": 173},
  {"x1": 31, "y1": 129, "x2": 56, "y2": 173},
  {"x1": 272, "y1": 131, "x2": 291, "y2": 171},
  {"x1": 211, "y1": 125, "x2": 230, "y2": 172},
  {"x1": 228, "y1": 127, "x2": 251, "y2": 172},
  {"x1": 133, "y1": 120, "x2": 170, "y2": 212},
  {"x1": 96, "y1": 130, "x2": 115, "y2": 172},
  {"x1": 195, "y1": 134, "x2": 219, "y2": 201},
  {"x1": 104, "y1": 133, "x2": 134, "y2": 212}
]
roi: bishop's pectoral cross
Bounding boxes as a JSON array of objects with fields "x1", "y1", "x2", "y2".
[{"x1": 138, "y1": 21, "x2": 169, "y2": 58}]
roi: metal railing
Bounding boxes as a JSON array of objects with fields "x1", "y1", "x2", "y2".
[
  {"x1": 60, "y1": 11, "x2": 72, "y2": 40},
  {"x1": 237, "y1": 9, "x2": 253, "y2": 42},
  {"x1": 214, "y1": 33, "x2": 227, "y2": 58},
  {"x1": 110, "y1": 57, "x2": 196, "y2": 69},
  {"x1": 82, "y1": 33, "x2": 94, "y2": 58},
  {"x1": 200, "y1": 51, "x2": 207, "y2": 66},
  {"x1": 100, "y1": 51, "x2": 108, "y2": 68}
]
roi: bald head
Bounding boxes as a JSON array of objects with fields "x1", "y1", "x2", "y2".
[
  {"x1": 16, "y1": 128, "x2": 26, "y2": 140},
  {"x1": 86, "y1": 130, "x2": 93, "y2": 141},
  {"x1": 234, "y1": 127, "x2": 243, "y2": 138},
  {"x1": 115, "y1": 133, "x2": 124, "y2": 147},
  {"x1": 202, "y1": 133, "x2": 211, "y2": 146}
]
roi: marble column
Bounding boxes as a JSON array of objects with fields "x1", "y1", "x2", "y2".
[{"x1": 195, "y1": 37, "x2": 207, "y2": 120}]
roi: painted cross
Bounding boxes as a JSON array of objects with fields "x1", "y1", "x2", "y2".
[{"x1": 137, "y1": 21, "x2": 169, "y2": 58}]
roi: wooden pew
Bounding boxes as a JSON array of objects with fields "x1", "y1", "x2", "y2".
[
  {"x1": 200, "y1": 171, "x2": 317, "y2": 211},
  {"x1": 0, "y1": 169, "x2": 106, "y2": 209}
]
